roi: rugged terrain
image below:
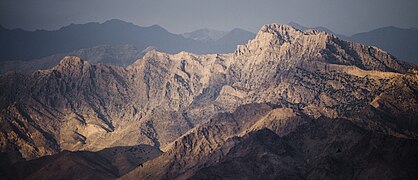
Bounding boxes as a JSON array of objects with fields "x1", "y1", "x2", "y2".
[{"x1": 1, "y1": 23, "x2": 417, "y2": 179}]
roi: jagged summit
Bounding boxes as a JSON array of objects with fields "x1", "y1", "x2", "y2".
[
  {"x1": 235, "y1": 23, "x2": 330, "y2": 56},
  {"x1": 50, "y1": 56, "x2": 91, "y2": 75},
  {"x1": 234, "y1": 23, "x2": 412, "y2": 73},
  {"x1": 258, "y1": 23, "x2": 330, "y2": 41},
  {"x1": 58, "y1": 56, "x2": 85, "y2": 64},
  {"x1": 54, "y1": 56, "x2": 87, "y2": 68},
  {"x1": 260, "y1": 23, "x2": 304, "y2": 38},
  {"x1": 137, "y1": 49, "x2": 169, "y2": 61}
]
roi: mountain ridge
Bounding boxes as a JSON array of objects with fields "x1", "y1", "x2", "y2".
[
  {"x1": 1, "y1": 19, "x2": 416, "y2": 77},
  {"x1": 0, "y1": 19, "x2": 255, "y2": 62}
]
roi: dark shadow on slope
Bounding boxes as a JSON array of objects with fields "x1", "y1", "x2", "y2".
[
  {"x1": 191, "y1": 128, "x2": 304, "y2": 180},
  {"x1": 191, "y1": 118, "x2": 418, "y2": 179},
  {"x1": 1, "y1": 144, "x2": 162, "y2": 180}
]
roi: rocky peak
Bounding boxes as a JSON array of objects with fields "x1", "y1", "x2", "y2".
[
  {"x1": 51, "y1": 56, "x2": 90, "y2": 75},
  {"x1": 257, "y1": 23, "x2": 333, "y2": 42},
  {"x1": 129, "y1": 49, "x2": 169, "y2": 69},
  {"x1": 258, "y1": 24, "x2": 304, "y2": 43},
  {"x1": 233, "y1": 23, "x2": 413, "y2": 73},
  {"x1": 235, "y1": 23, "x2": 329, "y2": 56},
  {"x1": 142, "y1": 49, "x2": 170, "y2": 60},
  {"x1": 55, "y1": 56, "x2": 87, "y2": 68}
]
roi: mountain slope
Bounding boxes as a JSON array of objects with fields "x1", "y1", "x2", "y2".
[
  {"x1": 1, "y1": 23, "x2": 417, "y2": 179},
  {"x1": 123, "y1": 104, "x2": 418, "y2": 179},
  {"x1": 192, "y1": 122, "x2": 418, "y2": 179},
  {"x1": 191, "y1": 128, "x2": 304, "y2": 180},
  {"x1": 1, "y1": 144, "x2": 161, "y2": 180}
]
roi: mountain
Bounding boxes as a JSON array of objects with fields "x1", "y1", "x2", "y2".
[
  {"x1": 288, "y1": 22, "x2": 418, "y2": 65},
  {"x1": 0, "y1": 19, "x2": 254, "y2": 63},
  {"x1": 0, "y1": 44, "x2": 152, "y2": 74},
  {"x1": 0, "y1": 19, "x2": 202, "y2": 61},
  {"x1": 350, "y1": 26, "x2": 418, "y2": 65},
  {"x1": 122, "y1": 24, "x2": 418, "y2": 179},
  {"x1": 182, "y1": 28, "x2": 228, "y2": 42},
  {"x1": 1, "y1": 24, "x2": 418, "y2": 179}
]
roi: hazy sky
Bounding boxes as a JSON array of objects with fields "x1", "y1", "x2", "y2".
[{"x1": 1, "y1": 0, "x2": 417, "y2": 35}]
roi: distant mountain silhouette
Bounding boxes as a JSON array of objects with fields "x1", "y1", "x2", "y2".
[
  {"x1": 350, "y1": 26, "x2": 418, "y2": 65},
  {"x1": 208, "y1": 28, "x2": 255, "y2": 53},
  {"x1": 0, "y1": 19, "x2": 201, "y2": 61},
  {"x1": 182, "y1": 28, "x2": 256, "y2": 53},
  {"x1": 288, "y1": 22, "x2": 349, "y2": 39},
  {"x1": 288, "y1": 22, "x2": 418, "y2": 65},
  {"x1": 0, "y1": 19, "x2": 255, "y2": 62},
  {"x1": 0, "y1": 44, "x2": 151, "y2": 74},
  {"x1": 182, "y1": 28, "x2": 228, "y2": 42}
]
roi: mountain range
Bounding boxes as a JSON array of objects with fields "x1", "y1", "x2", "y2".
[
  {"x1": 1, "y1": 19, "x2": 417, "y2": 75},
  {"x1": 0, "y1": 23, "x2": 417, "y2": 179},
  {"x1": 0, "y1": 44, "x2": 151, "y2": 74},
  {"x1": 0, "y1": 19, "x2": 255, "y2": 62},
  {"x1": 0, "y1": 19, "x2": 191, "y2": 61},
  {"x1": 0, "y1": 20, "x2": 255, "y2": 74}
]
